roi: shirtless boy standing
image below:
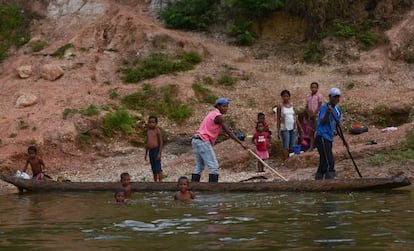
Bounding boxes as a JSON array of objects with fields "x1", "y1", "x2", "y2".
[{"x1": 144, "y1": 115, "x2": 163, "y2": 182}]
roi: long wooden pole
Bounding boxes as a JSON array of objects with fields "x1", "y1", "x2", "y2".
[
  {"x1": 248, "y1": 149, "x2": 288, "y2": 181},
  {"x1": 331, "y1": 110, "x2": 363, "y2": 178}
]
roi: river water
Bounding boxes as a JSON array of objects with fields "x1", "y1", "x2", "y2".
[{"x1": 0, "y1": 186, "x2": 413, "y2": 250}]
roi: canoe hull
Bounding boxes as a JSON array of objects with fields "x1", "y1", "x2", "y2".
[{"x1": 1, "y1": 175, "x2": 411, "y2": 192}]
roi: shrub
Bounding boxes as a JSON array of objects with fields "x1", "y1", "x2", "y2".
[
  {"x1": 79, "y1": 104, "x2": 100, "y2": 116},
  {"x1": 333, "y1": 20, "x2": 356, "y2": 38},
  {"x1": 218, "y1": 73, "x2": 237, "y2": 87},
  {"x1": 121, "y1": 83, "x2": 193, "y2": 124},
  {"x1": 103, "y1": 109, "x2": 137, "y2": 136},
  {"x1": 160, "y1": 0, "x2": 219, "y2": 31},
  {"x1": 62, "y1": 108, "x2": 79, "y2": 119},
  {"x1": 303, "y1": 42, "x2": 324, "y2": 64},
  {"x1": 358, "y1": 31, "x2": 378, "y2": 47},
  {"x1": 226, "y1": 22, "x2": 255, "y2": 46},
  {"x1": 0, "y1": 5, "x2": 33, "y2": 62},
  {"x1": 122, "y1": 51, "x2": 202, "y2": 83}
]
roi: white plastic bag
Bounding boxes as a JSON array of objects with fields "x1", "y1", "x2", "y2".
[{"x1": 15, "y1": 170, "x2": 31, "y2": 179}]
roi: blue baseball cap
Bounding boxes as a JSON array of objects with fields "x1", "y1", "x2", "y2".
[{"x1": 215, "y1": 97, "x2": 229, "y2": 106}]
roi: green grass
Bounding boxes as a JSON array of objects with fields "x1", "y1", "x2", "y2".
[
  {"x1": 192, "y1": 83, "x2": 217, "y2": 104},
  {"x1": 103, "y1": 109, "x2": 137, "y2": 136},
  {"x1": 121, "y1": 51, "x2": 202, "y2": 83},
  {"x1": 0, "y1": 4, "x2": 33, "y2": 62},
  {"x1": 9, "y1": 133, "x2": 17, "y2": 138},
  {"x1": 75, "y1": 134, "x2": 91, "y2": 151},
  {"x1": 51, "y1": 43, "x2": 73, "y2": 58},
  {"x1": 30, "y1": 40, "x2": 47, "y2": 52},
  {"x1": 109, "y1": 89, "x2": 119, "y2": 100},
  {"x1": 217, "y1": 73, "x2": 237, "y2": 87},
  {"x1": 121, "y1": 83, "x2": 193, "y2": 124},
  {"x1": 79, "y1": 104, "x2": 100, "y2": 117},
  {"x1": 63, "y1": 105, "x2": 100, "y2": 119},
  {"x1": 369, "y1": 154, "x2": 385, "y2": 166},
  {"x1": 62, "y1": 108, "x2": 79, "y2": 119},
  {"x1": 303, "y1": 42, "x2": 324, "y2": 64}
]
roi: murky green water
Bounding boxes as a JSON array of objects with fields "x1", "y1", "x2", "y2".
[{"x1": 0, "y1": 186, "x2": 413, "y2": 250}]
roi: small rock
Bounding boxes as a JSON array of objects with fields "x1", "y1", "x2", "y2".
[
  {"x1": 16, "y1": 65, "x2": 33, "y2": 79},
  {"x1": 15, "y1": 94, "x2": 39, "y2": 108}
]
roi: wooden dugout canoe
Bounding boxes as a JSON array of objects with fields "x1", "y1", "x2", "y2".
[{"x1": 0, "y1": 175, "x2": 411, "y2": 193}]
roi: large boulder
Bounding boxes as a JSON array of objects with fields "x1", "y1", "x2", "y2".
[{"x1": 40, "y1": 64, "x2": 64, "y2": 81}]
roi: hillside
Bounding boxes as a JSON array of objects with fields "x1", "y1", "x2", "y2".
[{"x1": 0, "y1": 0, "x2": 414, "y2": 187}]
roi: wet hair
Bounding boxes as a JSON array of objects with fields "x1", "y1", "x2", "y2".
[
  {"x1": 310, "y1": 82, "x2": 319, "y2": 88},
  {"x1": 148, "y1": 115, "x2": 158, "y2": 123},
  {"x1": 114, "y1": 188, "x2": 126, "y2": 197},
  {"x1": 280, "y1": 89, "x2": 291, "y2": 97},
  {"x1": 120, "y1": 172, "x2": 130, "y2": 181},
  {"x1": 177, "y1": 176, "x2": 189, "y2": 184},
  {"x1": 28, "y1": 146, "x2": 37, "y2": 153}
]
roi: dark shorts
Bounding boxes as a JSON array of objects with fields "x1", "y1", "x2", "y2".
[
  {"x1": 310, "y1": 117, "x2": 317, "y2": 130},
  {"x1": 149, "y1": 147, "x2": 162, "y2": 174}
]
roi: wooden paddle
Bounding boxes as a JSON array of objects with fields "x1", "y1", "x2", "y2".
[
  {"x1": 331, "y1": 107, "x2": 363, "y2": 178},
  {"x1": 248, "y1": 149, "x2": 288, "y2": 181}
]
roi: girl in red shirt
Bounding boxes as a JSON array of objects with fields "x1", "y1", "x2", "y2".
[{"x1": 253, "y1": 121, "x2": 271, "y2": 172}]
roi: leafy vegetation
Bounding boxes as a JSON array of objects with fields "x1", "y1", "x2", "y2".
[
  {"x1": 160, "y1": 0, "x2": 284, "y2": 45},
  {"x1": 102, "y1": 109, "x2": 137, "y2": 136},
  {"x1": 303, "y1": 42, "x2": 324, "y2": 64},
  {"x1": 217, "y1": 73, "x2": 237, "y2": 87},
  {"x1": 161, "y1": 0, "x2": 219, "y2": 31},
  {"x1": 122, "y1": 51, "x2": 202, "y2": 83},
  {"x1": 109, "y1": 89, "x2": 119, "y2": 100},
  {"x1": 79, "y1": 104, "x2": 100, "y2": 117},
  {"x1": 370, "y1": 129, "x2": 414, "y2": 165},
  {"x1": 63, "y1": 105, "x2": 99, "y2": 119},
  {"x1": 75, "y1": 134, "x2": 91, "y2": 151},
  {"x1": 121, "y1": 83, "x2": 193, "y2": 124},
  {"x1": 192, "y1": 83, "x2": 217, "y2": 104},
  {"x1": 0, "y1": 4, "x2": 33, "y2": 62},
  {"x1": 62, "y1": 108, "x2": 79, "y2": 119},
  {"x1": 30, "y1": 40, "x2": 47, "y2": 52},
  {"x1": 51, "y1": 43, "x2": 73, "y2": 58}
]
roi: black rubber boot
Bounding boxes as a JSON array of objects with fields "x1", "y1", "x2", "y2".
[
  {"x1": 208, "y1": 174, "x2": 219, "y2": 183},
  {"x1": 315, "y1": 172, "x2": 324, "y2": 180},
  {"x1": 325, "y1": 171, "x2": 336, "y2": 179},
  {"x1": 191, "y1": 173, "x2": 201, "y2": 182}
]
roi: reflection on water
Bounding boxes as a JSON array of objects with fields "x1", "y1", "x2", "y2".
[{"x1": 0, "y1": 187, "x2": 413, "y2": 250}]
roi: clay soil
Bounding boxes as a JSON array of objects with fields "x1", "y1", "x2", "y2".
[{"x1": 1, "y1": 1, "x2": 414, "y2": 192}]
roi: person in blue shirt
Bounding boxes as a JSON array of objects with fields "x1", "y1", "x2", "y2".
[{"x1": 315, "y1": 88, "x2": 349, "y2": 180}]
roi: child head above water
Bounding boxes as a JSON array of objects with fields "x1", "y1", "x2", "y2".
[
  {"x1": 114, "y1": 189, "x2": 126, "y2": 203},
  {"x1": 120, "y1": 172, "x2": 130, "y2": 186}
]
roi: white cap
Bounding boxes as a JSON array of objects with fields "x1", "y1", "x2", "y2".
[{"x1": 329, "y1": 87, "x2": 341, "y2": 96}]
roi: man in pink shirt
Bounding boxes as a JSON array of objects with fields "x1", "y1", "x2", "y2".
[
  {"x1": 305, "y1": 82, "x2": 323, "y2": 150},
  {"x1": 191, "y1": 97, "x2": 247, "y2": 182}
]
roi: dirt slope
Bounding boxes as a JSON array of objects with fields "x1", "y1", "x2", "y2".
[{"x1": 0, "y1": 0, "x2": 414, "y2": 189}]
